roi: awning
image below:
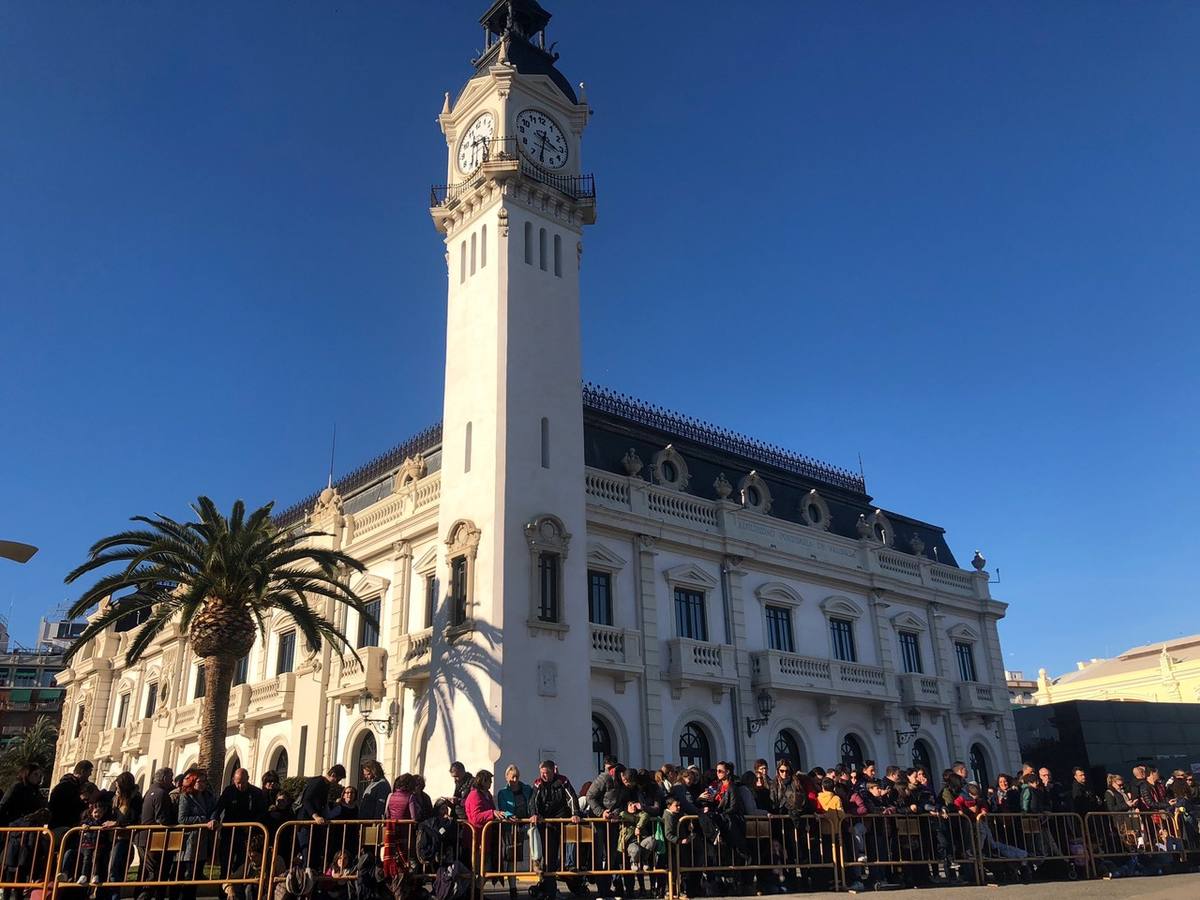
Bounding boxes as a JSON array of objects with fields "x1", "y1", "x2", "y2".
[{"x1": 7, "y1": 688, "x2": 32, "y2": 703}]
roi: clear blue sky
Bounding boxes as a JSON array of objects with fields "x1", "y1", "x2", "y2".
[{"x1": 2, "y1": 1, "x2": 1197, "y2": 678}]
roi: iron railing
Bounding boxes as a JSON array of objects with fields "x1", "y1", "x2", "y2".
[{"x1": 431, "y1": 135, "x2": 596, "y2": 206}]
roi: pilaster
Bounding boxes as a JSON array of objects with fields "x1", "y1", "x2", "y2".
[
  {"x1": 929, "y1": 604, "x2": 964, "y2": 760},
  {"x1": 724, "y1": 557, "x2": 757, "y2": 772},
  {"x1": 635, "y1": 534, "x2": 665, "y2": 766}
]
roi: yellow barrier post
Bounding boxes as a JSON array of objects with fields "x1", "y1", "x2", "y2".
[
  {"x1": 1084, "y1": 810, "x2": 1183, "y2": 878},
  {"x1": 0, "y1": 826, "x2": 55, "y2": 897},
  {"x1": 974, "y1": 811, "x2": 1086, "y2": 883}
]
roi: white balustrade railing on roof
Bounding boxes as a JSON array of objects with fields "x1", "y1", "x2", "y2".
[
  {"x1": 930, "y1": 565, "x2": 975, "y2": 590},
  {"x1": 413, "y1": 473, "x2": 441, "y2": 509},
  {"x1": 877, "y1": 550, "x2": 922, "y2": 578},
  {"x1": 646, "y1": 488, "x2": 718, "y2": 527},
  {"x1": 585, "y1": 471, "x2": 630, "y2": 504}
]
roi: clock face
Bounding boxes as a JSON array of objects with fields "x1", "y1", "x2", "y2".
[
  {"x1": 457, "y1": 112, "x2": 495, "y2": 175},
  {"x1": 515, "y1": 109, "x2": 569, "y2": 170}
]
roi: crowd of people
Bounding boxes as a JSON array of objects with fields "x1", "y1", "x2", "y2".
[{"x1": 2, "y1": 754, "x2": 1198, "y2": 900}]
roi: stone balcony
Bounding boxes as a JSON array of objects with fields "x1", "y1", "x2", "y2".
[
  {"x1": 227, "y1": 684, "x2": 250, "y2": 722},
  {"x1": 394, "y1": 629, "x2": 433, "y2": 683},
  {"x1": 750, "y1": 650, "x2": 894, "y2": 703},
  {"x1": 97, "y1": 726, "x2": 125, "y2": 759},
  {"x1": 956, "y1": 681, "x2": 999, "y2": 719},
  {"x1": 121, "y1": 718, "x2": 152, "y2": 755},
  {"x1": 244, "y1": 673, "x2": 296, "y2": 723},
  {"x1": 166, "y1": 702, "x2": 202, "y2": 741},
  {"x1": 896, "y1": 672, "x2": 952, "y2": 710},
  {"x1": 665, "y1": 638, "x2": 737, "y2": 701},
  {"x1": 329, "y1": 646, "x2": 387, "y2": 703},
  {"x1": 589, "y1": 625, "x2": 643, "y2": 692}
]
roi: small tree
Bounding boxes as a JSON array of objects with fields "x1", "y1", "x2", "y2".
[
  {"x1": 0, "y1": 715, "x2": 57, "y2": 785},
  {"x1": 64, "y1": 496, "x2": 375, "y2": 789}
]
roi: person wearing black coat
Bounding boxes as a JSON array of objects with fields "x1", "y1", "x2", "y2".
[
  {"x1": 0, "y1": 766, "x2": 46, "y2": 827},
  {"x1": 215, "y1": 769, "x2": 268, "y2": 878},
  {"x1": 1069, "y1": 769, "x2": 1102, "y2": 816},
  {"x1": 48, "y1": 761, "x2": 94, "y2": 832}
]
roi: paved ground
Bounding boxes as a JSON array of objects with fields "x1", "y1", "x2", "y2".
[{"x1": 773, "y1": 872, "x2": 1200, "y2": 899}]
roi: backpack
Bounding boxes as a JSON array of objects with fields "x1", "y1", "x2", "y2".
[
  {"x1": 416, "y1": 818, "x2": 458, "y2": 866},
  {"x1": 431, "y1": 861, "x2": 471, "y2": 900}
]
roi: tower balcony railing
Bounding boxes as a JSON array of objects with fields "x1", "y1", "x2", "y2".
[{"x1": 430, "y1": 137, "x2": 595, "y2": 206}]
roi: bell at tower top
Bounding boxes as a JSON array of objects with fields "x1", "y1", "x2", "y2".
[{"x1": 470, "y1": 0, "x2": 577, "y2": 103}]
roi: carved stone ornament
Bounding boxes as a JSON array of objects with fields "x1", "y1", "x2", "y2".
[
  {"x1": 909, "y1": 533, "x2": 926, "y2": 557},
  {"x1": 311, "y1": 486, "x2": 344, "y2": 521},
  {"x1": 805, "y1": 495, "x2": 833, "y2": 536},
  {"x1": 738, "y1": 471, "x2": 772, "y2": 513},
  {"x1": 713, "y1": 473, "x2": 732, "y2": 500},
  {"x1": 971, "y1": 550, "x2": 987, "y2": 571},
  {"x1": 855, "y1": 514, "x2": 872, "y2": 540},
  {"x1": 394, "y1": 454, "x2": 428, "y2": 493},
  {"x1": 650, "y1": 444, "x2": 690, "y2": 492},
  {"x1": 621, "y1": 448, "x2": 643, "y2": 478},
  {"x1": 497, "y1": 207, "x2": 509, "y2": 238}
]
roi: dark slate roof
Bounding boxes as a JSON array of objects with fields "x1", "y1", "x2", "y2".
[
  {"x1": 274, "y1": 385, "x2": 961, "y2": 568},
  {"x1": 464, "y1": 1, "x2": 577, "y2": 103}
]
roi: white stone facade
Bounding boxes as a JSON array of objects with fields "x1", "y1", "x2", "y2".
[{"x1": 53, "y1": 3, "x2": 1018, "y2": 796}]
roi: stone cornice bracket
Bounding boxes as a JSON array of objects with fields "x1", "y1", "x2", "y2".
[
  {"x1": 817, "y1": 695, "x2": 838, "y2": 730},
  {"x1": 636, "y1": 534, "x2": 657, "y2": 554},
  {"x1": 393, "y1": 540, "x2": 413, "y2": 561},
  {"x1": 490, "y1": 62, "x2": 516, "y2": 99}
]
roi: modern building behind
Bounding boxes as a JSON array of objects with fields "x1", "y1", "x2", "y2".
[
  {"x1": 1015, "y1": 699, "x2": 1200, "y2": 784},
  {"x1": 1006, "y1": 670, "x2": 1038, "y2": 707},
  {"x1": 0, "y1": 610, "x2": 76, "y2": 751},
  {"x1": 53, "y1": 1, "x2": 1019, "y2": 792}
]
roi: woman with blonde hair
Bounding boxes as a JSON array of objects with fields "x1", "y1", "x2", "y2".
[{"x1": 495, "y1": 764, "x2": 542, "y2": 898}]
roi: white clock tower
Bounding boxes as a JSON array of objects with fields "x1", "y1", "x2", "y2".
[{"x1": 424, "y1": 0, "x2": 596, "y2": 777}]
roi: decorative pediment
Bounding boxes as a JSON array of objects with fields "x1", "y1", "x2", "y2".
[
  {"x1": 587, "y1": 542, "x2": 628, "y2": 571},
  {"x1": 820, "y1": 595, "x2": 864, "y2": 620},
  {"x1": 754, "y1": 581, "x2": 804, "y2": 607},
  {"x1": 350, "y1": 573, "x2": 390, "y2": 598},
  {"x1": 664, "y1": 563, "x2": 719, "y2": 591},
  {"x1": 525, "y1": 514, "x2": 571, "y2": 554},
  {"x1": 891, "y1": 610, "x2": 927, "y2": 632},
  {"x1": 947, "y1": 623, "x2": 980, "y2": 642},
  {"x1": 412, "y1": 545, "x2": 439, "y2": 575}
]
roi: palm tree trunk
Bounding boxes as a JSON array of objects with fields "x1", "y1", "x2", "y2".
[{"x1": 199, "y1": 655, "x2": 236, "y2": 789}]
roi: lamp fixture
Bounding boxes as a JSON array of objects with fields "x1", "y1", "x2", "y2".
[
  {"x1": 894, "y1": 707, "x2": 921, "y2": 748},
  {"x1": 359, "y1": 691, "x2": 395, "y2": 736},
  {"x1": 745, "y1": 688, "x2": 776, "y2": 737}
]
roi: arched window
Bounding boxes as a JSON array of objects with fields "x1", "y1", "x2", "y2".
[
  {"x1": 470, "y1": 232, "x2": 477, "y2": 275},
  {"x1": 223, "y1": 754, "x2": 241, "y2": 787},
  {"x1": 840, "y1": 734, "x2": 864, "y2": 771},
  {"x1": 355, "y1": 732, "x2": 378, "y2": 791},
  {"x1": 460, "y1": 241, "x2": 466, "y2": 283},
  {"x1": 539, "y1": 228, "x2": 548, "y2": 271},
  {"x1": 480, "y1": 225, "x2": 487, "y2": 268},
  {"x1": 524, "y1": 222, "x2": 533, "y2": 265},
  {"x1": 553, "y1": 234, "x2": 562, "y2": 277},
  {"x1": 679, "y1": 722, "x2": 711, "y2": 772},
  {"x1": 540, "y1": 417, "x2": 550, "y2": 469},
  {"x1": 911, "y1": 739, "x2": 933, "y2": 774},
  {"x1": 774, "y1": 730, "x2": 802, "y2": 768},
  {"x1": 969, "y1": 743, "x2": 990, "y2": 789},
  {"x1": 270, "y1": 747, "x2": 289, "y2": 779},
  {"x1": 592, "y1": 716, "x2": 613, "y2": 776}
]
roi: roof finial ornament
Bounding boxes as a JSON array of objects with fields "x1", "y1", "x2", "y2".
[
  {"x1": 498, "y1": 34, "x2": 510, "y2": 65},
  {"x1": 971, "y1": 550, "x2": 987, "y2": 571},
  {"x1": 441, "y1": 92, "x2": 451, "y2": 116}
]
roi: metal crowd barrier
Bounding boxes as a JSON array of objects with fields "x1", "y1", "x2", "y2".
[
  {"x1": 50, "y1": 822, "x2": 269, "y2": 900},
  {"x1": 673, "y1": 813, "x2": 840, "y2": 893},
  {"x1": 476, "y1": 817, "x2": 671, "y2": 899},
  {"x1": 1, "y1": 826, "x2": 55, "y2": 894},
  {"x1": 1084, "y1": 810, "x2": 1186, "y2": 876},
  {"x1": 974, "y1": 812, "x2": 1086, "y2": 881},
  {"x1": 268, "y1": 818, "x2": 478, "y2": 898},
  {"x1": 838, "y1": 812, "x2": 979, "y2": 887}
]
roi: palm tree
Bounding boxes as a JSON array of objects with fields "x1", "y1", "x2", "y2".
[{"x1": 63, "y1": 496, "x2": 375, "y2": 788}]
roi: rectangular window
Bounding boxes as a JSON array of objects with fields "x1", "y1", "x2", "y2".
[
  {"x1": 524, "y1": 221, "x2": 533, "y2": 265},
  {"x1": 450, "y1": 557, "x2": 468, "y2": 626},
  {"x1": 358, "y1": 598, "x2": 381, "y2": 648},
  {"x1": 674, "y1": 588, "x2": 708, "y2": 642},
  {"x1": 277, "y1": 631, "x2": 296, "y2": 675},
  {"x1": 588, "y1": 570, "x2": 613, "y2": 626},
  {"x1": 899, "y1": 631, "x2": 923, "y2": 674},
  {"x1": 765, "y1": 605, "x2": 795, "y2": 653},
  {"x1": 537, "y1": 553, "x2": 560, "y2": 622},
  {"x1": 480, "y1": 225, "x2": 487, "y2": 268},
  {"x1": 424, "y1": 574, "x2": 438, "y2": 629},
  {"x1": 145, "y1": 682, "x2": 158, "y2": 718},
  {"x1": 232, "y1": 654, "x2": 249, "y2": 686},
  {"x1": 115, "y1": 693, "x2": 130, "y2": 728},
  {"x1": 955, "y1": 641, "x2": 978, "y2": 682},
  {"x1": 539, "y1": 227, "x2": 547, "y2": 271},
  {"x1": 15, "y1": 668, "x2": 36, "y2": 687},
  {"x1": 0, "y1": 668, "x2": 9, "y2": 687},
  {"x1": 553, "y1": 234, "x2": 562, "y2": 277},
  {"x1": 830, "y1": 617, "x2": 857, "y2": 662},
  {"x1": 459, "y1": 241, "x2": 466, "y2": 283},
  {"x1": 73, "y1": 703, "x2": 85, "y2": 739},
  {"x1": 193, "y1": 663, "x2": 206, "y2": 699}
]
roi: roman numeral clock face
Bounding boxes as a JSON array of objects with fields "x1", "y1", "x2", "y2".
[
  {"x1": 516, "y1": 109, "x2": 568, "y2": 169},
  {"x1": 457, "y1": 112, "x2": 495, "y2": 175}
]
